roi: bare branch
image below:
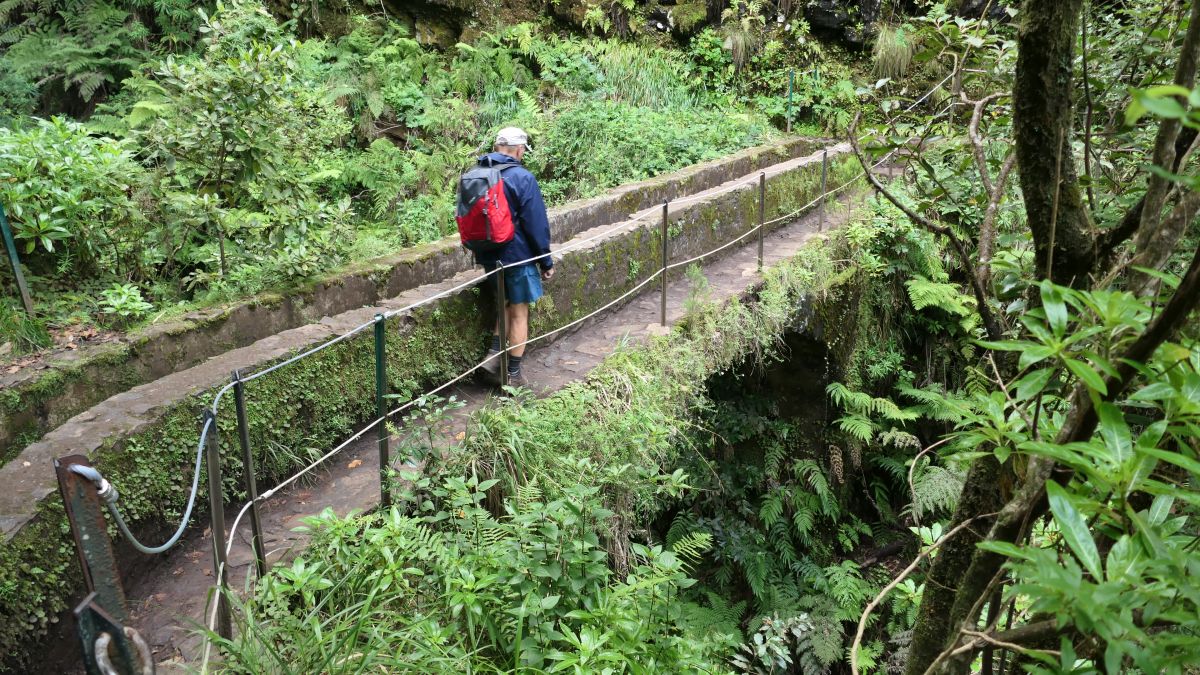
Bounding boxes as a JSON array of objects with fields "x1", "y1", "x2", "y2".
[
  {"x1": 978, "y1": 152, "x2": 1017, "y2": 287},
  {"x1": 965, "y1": 92, "x2": 1007, "y2": 195},
  {"x1": 848, "y1": 112, "x2": 1005, "y2": 341},
  {"x1": 1129, "y1": 0, "x2": 1200, "y2": 291},
  {"x1": 850, "y1": 513, "x2": 999, "y2": 675}
]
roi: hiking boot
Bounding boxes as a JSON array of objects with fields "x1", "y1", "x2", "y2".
[
  {"x1": 479, "y1": 348, "x2": 502, "y2": 383},
  {"x1": 505, "y1": 370, "x2": 528, "y2": 389}
]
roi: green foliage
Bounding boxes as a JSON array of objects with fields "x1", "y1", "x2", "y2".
[
  {"x1": 215, "y1": 480, "x2": 719, "y2": 673},
  {"x1": 0, "y1": 117, "x2": 149, "y2": 277},
  {"x1": 532, "y1": 100, "x2": 772, "y2": 202},
  {"x1": 98, "y1": 282, "x2": 153, "y2": 324},
  {"x1": 872, "y1": 23, "x2": 917, "y2": 81},
  {"x1": 959, "y1": 279, "x2": 1200, "y2": 669},
  {"x1": 0, "y1": 303, "x2": 51, "y2": 354},
  {"x1": 0, "y1": 0, "x2": 199, "y2": 108}
]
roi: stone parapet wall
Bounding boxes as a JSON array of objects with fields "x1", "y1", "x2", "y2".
[{"x1": 0, "y1": 137, "x2": 821, "y2": 471}]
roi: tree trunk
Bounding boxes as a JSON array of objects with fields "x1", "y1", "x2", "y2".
[
  {"x1": 905, "y1": 3, "x2": 1092, "y2": 672},
  {"x1": 902, "y1": 457, "x2": 1004, "y2": 675},
  {"x1": 1013, "y1": 0, "x2": 1094, "y2": 287}
]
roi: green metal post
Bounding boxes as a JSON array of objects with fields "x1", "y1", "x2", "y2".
[
  {"x1": 786, "y1": 69, "x2": 794, "y2": 134},
  {"x1": 232, "y1": 370, "x2": 266, "y2": 579},
  {"x1": 0, "y1": 204, "x2": 34, "y2": 316},
  {"x1": 374, "y1": 314, "x2": 390, "y2": 509},
  {"x1": 204, "y1": 410, "x2": 232, "y2": 640},
  {"x1": 660, "y1": 201, "x2": 669, "y2": 326},
  {"x1": 819, "y1": 150, "x2": 829, "y2": 233},
  {"x1": 758, "y1": 172, "x2": 766, "y2": 272}
]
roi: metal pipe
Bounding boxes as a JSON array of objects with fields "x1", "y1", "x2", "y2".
[
  {"x1": 373, "y1": 314, "x2": 390, "y2": 509},
  {"x1": 758, "y1": 172, "x2": 766, "y2": 271},
  {"x1": 204, "y1": 411, "x2": 232, "y2": 640},
  {"x1": 660, "y1": 201, "x2": 669, "y2": 326},
  {"x1": 232, "y1": 370, "x2": 266, "y2": 578},
  {"x1": 496, "y1": 263, "x2": 509, "y2": 387},
  {"x1": 819, "y1": 150, "x2": 829, "y2": 233},
  {"x1": 0, "y1": 203, "x2": 34, "y2": 316}
]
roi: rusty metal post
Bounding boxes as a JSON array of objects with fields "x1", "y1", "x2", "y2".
[
  {"x1": 819, "y1": 149, "x2": 829, "y2": 233},
  {"x1": 74, "y1": 594, "x2": 148, "y2": 675},
  {"x1": 786, "y1": 69, "x2": 794, "y2": 134},
  {"x1": 204, "y1": 411, "x2": 232, "y2": 640},
  {"x1": 758, "y1": 172, "x2": 766, "y2": 272},
  {"x1": 55, "y1": 456, "x2": 128, "y2": 624},
  {"x1": 496, "y1": 263, "x2": 509, "y2": 387},
  {"x1": 373, "y1": 313, "x2": 391, "y2": 509},
  {"x1": 232, "y1": 370, "x2": 266, "y2": 578},
  {"x1": 660, "y1": 201, "x2": 669, "y2": 327}
]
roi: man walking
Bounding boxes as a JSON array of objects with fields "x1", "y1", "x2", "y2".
[{"x1": 471, "y1": 127, "x2": 553, "y2": 386}]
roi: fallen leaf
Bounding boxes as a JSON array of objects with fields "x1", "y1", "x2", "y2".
[
  {"x1": 172, "y1": 567, "x2": 184, "y2": 576},
  {"x1": 347, "y1": 459, "x2": 362, "y2": 469},
  {"x1": 6, "y1": 366, "x2": 17, "y2": 374},
  {"x1": 203, "y1": 568, "x2": 212, "y2": 577},
  {"x1": 454, "y1": 432, "x2": 465, "y2": 441}
]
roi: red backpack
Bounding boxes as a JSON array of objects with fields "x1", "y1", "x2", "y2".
[{"x1": 455, "y1": 162, "x2": 518, "y2": 253}]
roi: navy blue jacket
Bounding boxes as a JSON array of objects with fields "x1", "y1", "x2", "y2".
[{"x1": 472, "y1": 152, "x2": 553, "y2": 270}]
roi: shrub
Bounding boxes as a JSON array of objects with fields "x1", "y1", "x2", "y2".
[{"x1": 0, "y1": 117, "x2": 150, "y2": 279}]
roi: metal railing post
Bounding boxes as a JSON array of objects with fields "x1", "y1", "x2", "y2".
[
  {"x1": 819, "y1": 149, "x2": 829, "y2": 233},
  {"x1": 496, "y1": 264, "x2": 509, "y2": 387},
  {"x1": 54, "y1": 456, "x2": 129, "y2": 624},
  {"x1": 373, "y1": 314, "x2": 391, "y2": 509},
  {"x1": 204, "y1": 410, "x2": 232, "y2": 640},
  {"x1": 786, "y1": 70, "x2": 794, "y2": 134},
  {"x1": 758, "y1": 172, "x2": 766, "y2": 272},
  {"x1": 660, "y1": 201, "x2": 669, "y2": 327},
  {"x1": 0, "y1": 203, "x2": 34, "y2": 316},
  {"x1": 232, "y1": 370, "x2": 266, "y2": 579}
]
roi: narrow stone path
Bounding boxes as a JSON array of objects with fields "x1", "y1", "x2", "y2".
[{"x1": 130, "y1": 185, "x2": 869, "y2": 672}]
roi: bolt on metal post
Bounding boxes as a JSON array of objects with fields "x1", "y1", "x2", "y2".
[
  {"x1": 231, "y1": 370, "x2": 266, "y2": 578},
  {"x1": 373, "y1": 314, "x2": 391, "y2": 510},
  {"x1": 660, "y1": 201, "x2": 669, "y2": 327},
  {"x1": 204, "y1": 410, "x2": 232, "y2": 640},
  {"x1": 758, "y1": 172, "x2": 766, "y2": 272},
  {"x1": 819, "y1": 150, "x2": 829, "y2": 232},
  {"x1": 496, "y1": 263, "x2": 509, "y2": 387}
]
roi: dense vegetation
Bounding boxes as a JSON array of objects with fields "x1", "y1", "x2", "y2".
[
  {"x1": 205, "y1": 0, "x2": 1200, "y2": 673},
  {"x1": 6, "y1": 0, "x2": 1200, "y2": 673},
  {"x1": 0, "y1": 0, "x2": 866, "y2": 355}
]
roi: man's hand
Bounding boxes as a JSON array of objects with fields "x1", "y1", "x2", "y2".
[{"x1": 541, "y1": 267, "x2": 555, "y2": 281}]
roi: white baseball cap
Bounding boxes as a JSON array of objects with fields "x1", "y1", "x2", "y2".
[{"x1": 495, "y1": 126, "x2": 530, "y2": 149}]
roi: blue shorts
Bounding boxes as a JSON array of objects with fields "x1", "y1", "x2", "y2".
[{"x1": 484, "y1": 262, "x2": 544, "y2": 305}]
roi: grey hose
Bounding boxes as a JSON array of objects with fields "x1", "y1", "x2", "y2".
[{"x1": 71, "y1": 415, "x2": 211, "y2": 555}]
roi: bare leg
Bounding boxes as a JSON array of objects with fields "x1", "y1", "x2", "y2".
[{"x1": 506, "y1": 302, "x2": 529, "y2": 358}]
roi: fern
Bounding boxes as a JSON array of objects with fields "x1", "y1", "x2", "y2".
[
  {"x1": 670, "y1": 531, "x2": 714, "y2": 569},
  {"x1": 836, "y1": 412, "x2": 876, "y2": 443},
  {"x1": 760, "y1": 490, "x2": 786, "y2": 527},
  {"x1": 910, "y1": 464, "x2": 965, "y2": 521},
  {"x1": 905, "y1": 275, "x2": 976, "y2": 317}
]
